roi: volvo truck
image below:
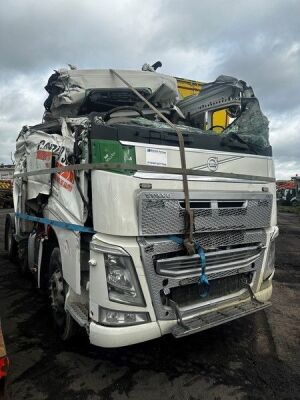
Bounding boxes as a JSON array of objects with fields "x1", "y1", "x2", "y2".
[{"x1": 5, "y1": 66, "x2": 278, "y2": 347}]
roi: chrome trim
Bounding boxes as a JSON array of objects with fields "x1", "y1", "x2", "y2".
[
  {"x1": 172, "y1": 300, "x2": 271, "y2": 337},
  {"x1": 193, "y1": 156, "x2": 243, "y2": 170},
  {"x1": 179, "y1": 289, "x2": 249, "y2": 317},
  {"x1": 138, "y1": 190, "x2": 271, "y2": 200},
  {"x1": 90, "y1": 242, "x2": 129, "y2": 256},
  {"x1": 156, "y1": 246, "x2": 261, "y2": 278},
  {"x1": 133, "y1": 172, "x2": 268, "y2": 184}
]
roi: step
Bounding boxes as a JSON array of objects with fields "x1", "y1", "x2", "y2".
[
  {"x1": 172, "y1": 300, "x2": 271, "y2": 338},
  {"x1": 66, "y1": 302, "x2": 89, "y2": 328}
]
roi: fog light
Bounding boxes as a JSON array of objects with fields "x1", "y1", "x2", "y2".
[
  {"x1": 99, "y1": 307, "x2": 149, "y2": 326},
  {"x1": 106, "y1": 311, "x2": 120, "y2": 324}
]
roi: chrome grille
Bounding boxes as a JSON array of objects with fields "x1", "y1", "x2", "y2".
[
  {"x1": 156, "y1": 245, "x2": 261, "y2": 278},
  {"x1": 138, "y1": 191, "x2": 272, "y2": 236},
  {"x1": 138, "y1": 229, "x2": 266, "y2": 321}
]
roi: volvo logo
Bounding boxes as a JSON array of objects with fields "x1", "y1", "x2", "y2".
[{"x1": 207, "y1": 157, "x2": 218, "y2": 172}]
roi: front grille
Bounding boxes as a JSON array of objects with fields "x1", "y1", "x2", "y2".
[
  {"x1": 138, "y1": 229, "x2": 266, "y2": 321},
  {"x1": 155, "y1": 245, "x2": 261, "y2": 278},
  {"x1": 138, "y1": 191, "x2": 272, "y2": 236},
  {"x1": 169, "y1": 273, "x2": 253, "y2": 307}
]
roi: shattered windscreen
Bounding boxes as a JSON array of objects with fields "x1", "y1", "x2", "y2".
[
  {"x1": 43, "y1": 69, "x2": 271, "y2": 156},
  {"x1": 221, "y1": 98, "x2": 269, "y2": 150},
  {"x1": 176, "y1": 75, "x2": 271, "y2": 154}
]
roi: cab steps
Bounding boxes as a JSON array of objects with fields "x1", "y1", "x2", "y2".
[
  {"x1": 66, "y1": 302, "x2": 89, "y2": 328},
  {"x1": 171, "y1": 300, "x2": 271, "y2": 338}
]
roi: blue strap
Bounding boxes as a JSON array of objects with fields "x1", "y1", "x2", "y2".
[
  {"x1": 169, "y1": 236, "x2": 209, "y2": 297},
  {"x1": 169, "y1": 235, "x2": 184, "y2": 245},
  {"x1": 195, "y1": 242, "x2": 209, "y2": 298},
  {"x1": 15, "y1": 212, "x2": 95, "y2": 233}
]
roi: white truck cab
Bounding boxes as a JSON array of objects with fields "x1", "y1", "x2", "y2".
[{"x1": 6, "y1": 68, "x2": 278, "y2": 347}]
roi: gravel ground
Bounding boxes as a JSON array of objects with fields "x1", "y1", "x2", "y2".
[{"x1": 0, "y1": 209, "x2": 299, "y2": 400}]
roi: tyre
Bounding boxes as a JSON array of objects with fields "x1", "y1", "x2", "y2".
[
  {"x1": 5, "y1": 215, "x2": 17, "y2": 261},
  {"x1": 48, "y1": 247, "x2": 77, "y2": 340},
  {"x1": 291, "y1": 200, "x2": 298, "y2": 207}
]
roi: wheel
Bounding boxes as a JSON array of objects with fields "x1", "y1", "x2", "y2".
[
  {"x1": 291, "y1": 200, "x2": 298, "y2": 207},
  {"x1": 5, "y1": 216, "x2": 17, "y2": 261},
  {"x1": 48, "y1": 247, "x2": 77, "y2": 340}
]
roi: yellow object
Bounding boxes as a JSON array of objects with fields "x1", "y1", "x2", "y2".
[
  {"x1": 211, "y1": 110, "x2": 229, "y2": 133},
  {"x1": 0, "y1": 181, "x2": 12, "y2": 190},
  {"x1": 175, "y1": 77, "x2": 202, "y2": 98},
  {"x1": 175, "y1": 76, "x2": 229, "y2": 133}
]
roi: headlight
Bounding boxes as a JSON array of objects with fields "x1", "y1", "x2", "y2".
[
  {"x1": 104, "y1": 253, "x2": 145, "y2": 306},
  {"x1": 99, "y1": 307, "x2": 149, "y2": 326},
  {"x1": 263, "y1": 240, "x2": 275, "y2": 280}
]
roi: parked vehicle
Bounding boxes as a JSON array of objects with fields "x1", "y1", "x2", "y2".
[
  {"x1": 291, "y1": 176, "x2": 300, "y2": 206},
  {"x1": 279, "y1": 188, "x2": 297, "y2": 206},
  {"x1": 5, "y1": 66, "x2": 278, "y2": 347}
]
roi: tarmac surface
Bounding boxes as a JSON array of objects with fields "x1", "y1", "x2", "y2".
[{"x1": 0, "y1": 209, "x2": 299, "y2": 400}]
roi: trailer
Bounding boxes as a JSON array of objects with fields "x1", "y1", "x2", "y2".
[{"x1": 5, "y1": 65, "x2": 278, "y2": 347}]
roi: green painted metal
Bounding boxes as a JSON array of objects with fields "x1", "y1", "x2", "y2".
[{"x1": 91, "y1": 139, "x2": 136, "y2": 174}]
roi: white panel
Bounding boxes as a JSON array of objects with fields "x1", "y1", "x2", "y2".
[
  {"x1": 91, "y1": 145, "x2": 274, "y2": 237},
  {"x1": 53, "y1": 227, "x2": 81, "y2": 294},
  {"x1": 44, "y1": 205, "x2": 82, "y2": 294}
]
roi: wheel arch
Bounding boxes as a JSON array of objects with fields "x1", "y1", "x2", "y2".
[{"x1": 40, "y1": 224, "x2": 81, "y2": 294}]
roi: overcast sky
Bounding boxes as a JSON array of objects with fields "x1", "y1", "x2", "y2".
[{"x1": 0, "y1": 0, "x2": 299, "y2": 179}]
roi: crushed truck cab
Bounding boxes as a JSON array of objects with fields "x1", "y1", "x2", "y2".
[{"x1": 8, "y1": 66, "x2": 278, "y2": 347}]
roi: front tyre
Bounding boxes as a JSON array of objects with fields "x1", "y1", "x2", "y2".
[{"x1": 48, "y1": 247, "x2": 77, "y2": 340}]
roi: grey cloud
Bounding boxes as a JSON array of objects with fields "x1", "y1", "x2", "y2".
[
  {"x1": 0, "y1": 0, "x2": 157, "y2": 76},
  {"x1": 269, "y1": 109, "x2": 300, "y2": 164},
  {"x1": 149, "y1": 0, "x2": 300, "y2": 113},
  {"x1": 0, "y1": 0, "x2": 299, "y2": 179},
  {"x1": 1, "y1": 0, "x2": 299, "y2": 114}
]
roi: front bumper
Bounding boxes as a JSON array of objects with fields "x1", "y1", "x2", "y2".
[
  {"x1": 88, "y1": 283, "x2": 272, "y2": 348},
  {"x1": 89, "y1": 320, "x2": 161, "y2": 348}
]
